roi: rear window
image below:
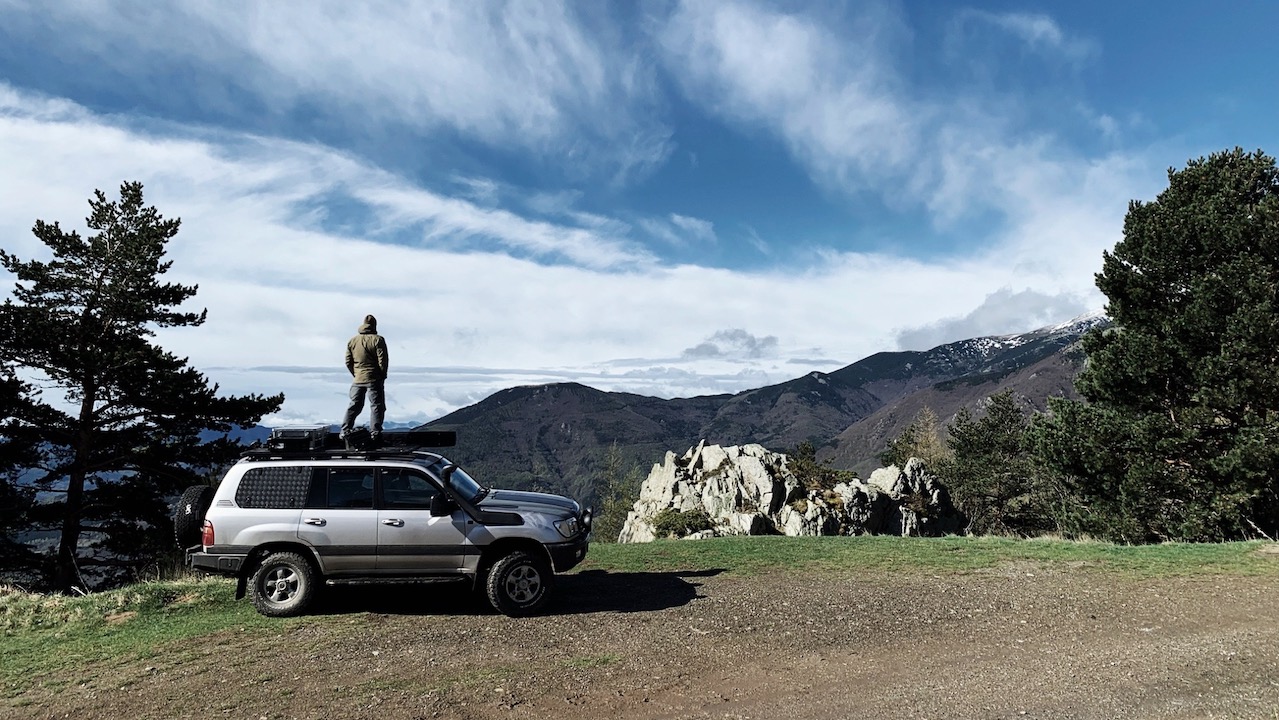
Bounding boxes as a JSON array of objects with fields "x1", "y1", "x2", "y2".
[
  {"x1": 235, "y1": 466, "x2": 311, "y2": 509},
  {"x1": 306, "y1": 468, "x2": 375, "y2": 509}
]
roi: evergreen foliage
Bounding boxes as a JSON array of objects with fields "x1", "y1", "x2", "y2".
[
  {"x1": 0, "y1": 182, "x2": 283, "y2": 591},
  {"x1": 880, "y1": 407, "x2": 950, "y2": 469},
  {"x1": 788, "y1": 440, "x2": 857, "y2": 491},
  {"x1": 591, "y1": 442, "x2": 644, "y2": 543},
  {"x1": 650, "y1": 507, "x2": 714, "y2": 538},
  {"x1": 1034, "y1": 148, "x2": 1279, "y2": 541},
  {"x1": 938, "y1": 391, "x2": 1072, "y2": 536},
  {"x1": 0, "y1": 365, "x2": 40, "y2": 578}
]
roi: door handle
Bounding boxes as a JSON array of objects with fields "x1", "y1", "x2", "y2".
[
  {"x1": 303, "y1": 518, "x2": 326, "y2": 526},
  {"x1": 382, "y1": 519, "x2": 404, "y2": 527}
]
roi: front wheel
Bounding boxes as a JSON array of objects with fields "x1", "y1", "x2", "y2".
[
  {"x1": 249, "y1": 552, "x2": 318, "y2": 617},
  {"x1": 485, "y1": 551, "x2": 552, "y2": 617}
]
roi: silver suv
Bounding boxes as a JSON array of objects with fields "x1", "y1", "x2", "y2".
[{"x1": 175, "y1": 430, "x2": 592, "y2": 617}]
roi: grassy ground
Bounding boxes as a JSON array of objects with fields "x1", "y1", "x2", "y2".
[
  {"x1": 3, "y1": 536, "x2": 1276, "y2": 698},
  {"x1": 584, "y1": 535, "x2": 1279, "y2": 577}
]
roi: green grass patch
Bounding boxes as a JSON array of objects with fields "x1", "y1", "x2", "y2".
[
  {"x1": 0, "y1": 576, "x2": 288, "y2": 697},
  {"x1": 577, "y1": 535, "x2": 1279, "y2": 578}
]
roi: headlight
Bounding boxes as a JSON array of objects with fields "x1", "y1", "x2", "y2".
[{"x1": 554, "y1": 517, "x2": 580, "y2": 538}]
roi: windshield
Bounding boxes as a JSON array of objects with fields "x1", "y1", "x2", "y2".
[{"x1": 421, "y1": 458, "x2": 486, "y2": 503}]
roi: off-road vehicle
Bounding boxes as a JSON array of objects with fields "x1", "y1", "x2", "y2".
[{"x1": 175, "y1": 428, "x2": 592, "y2": 617}]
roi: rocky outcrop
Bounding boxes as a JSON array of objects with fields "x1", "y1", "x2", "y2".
[{"x1": 617, "y1": 440, "x2": 962, "y2": 543}]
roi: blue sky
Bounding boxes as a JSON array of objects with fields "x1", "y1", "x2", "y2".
[{"x1": 0, "y1": 0, "x2": 1274, "y2": 424}]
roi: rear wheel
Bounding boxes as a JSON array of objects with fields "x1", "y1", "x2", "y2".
[
  {"x1": 485, "y1": 550, "x2": 552, "y2": 617},
  {"x1": 249, "y1": 552, "x2": 318, "y2": 617},
  {"x1": 173, "y1": 485, "x2": 214, "y2": 548}
]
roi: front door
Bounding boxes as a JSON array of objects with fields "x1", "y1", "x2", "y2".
[{"x1": 375, "y1": 468, "x2": 470, "y2": 573}]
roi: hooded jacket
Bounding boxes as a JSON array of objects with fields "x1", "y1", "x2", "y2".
[{"x1": 345, "y1": 319, "x2": 389, "y2": 385}]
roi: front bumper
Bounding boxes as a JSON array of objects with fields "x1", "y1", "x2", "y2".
[{"x1": 546, "y1": 536, "x2": 590, "y2": 572}]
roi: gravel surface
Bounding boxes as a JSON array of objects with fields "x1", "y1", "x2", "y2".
[{"x1": 7, "y1": 560, "x2": 1279, "y2": 719}]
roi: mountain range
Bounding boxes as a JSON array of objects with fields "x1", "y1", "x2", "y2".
[{"x1": 417, "y1": 312, "x2": 1110, "y2": 504}]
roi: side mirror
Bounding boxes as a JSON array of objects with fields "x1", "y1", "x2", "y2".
[{"x1": 430, "y1": 493, "x2": 453, "y2": 517}]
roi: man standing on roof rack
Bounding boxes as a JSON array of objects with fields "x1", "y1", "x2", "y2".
[{"x1": 341, "y1": 314, "x2": 389, "y2": 448}]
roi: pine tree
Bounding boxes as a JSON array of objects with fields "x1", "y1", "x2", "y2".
[
  {"x1": 1034, "y1": 148, "x2": 1279, "y2": 541},
  {"x1": 0, "y1": 182, "x2": 283, "y2": 591},
  {"x1": 880, "y1": 406, "x2": 949, "y2": 469},
  {"x1": 941, "y1": 390, "x2": 1068, "y2": 536},
  {"x1": 0, "y1": 365, "x2": 40, "y2": 579},
  {"x1": 591, "y1": 441, "x2": 644, "y2": 543}
]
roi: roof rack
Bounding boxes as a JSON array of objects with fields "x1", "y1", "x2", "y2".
[
  {"x1": 239, "y1": 446, "x2": 446, "y2": 462},
  {"x1": 240, "y1": 428, "x2": 457, "y2": 460}
]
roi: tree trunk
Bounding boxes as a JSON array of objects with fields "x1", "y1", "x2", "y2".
[
  {"x1": 53, "y1": 468, "x2": 85, "y2": 592},
  {"x1": 54, "y1": 391, "x2": 95, "y2": 593}
]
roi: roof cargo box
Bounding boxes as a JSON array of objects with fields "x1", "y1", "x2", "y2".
[{"x1": 268, "y1": 425, "x2": 329, "y2": 451}]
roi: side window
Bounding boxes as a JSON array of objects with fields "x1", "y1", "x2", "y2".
[
  {"x1": 318, "y1": 468, "x2": 375, "y2": 509},
  {"x1": 236, "y1": 466, "x2": 311, "y2": 509},
  {"x1": 380, "y1": 468, "x2": 439, "y2": 509}
]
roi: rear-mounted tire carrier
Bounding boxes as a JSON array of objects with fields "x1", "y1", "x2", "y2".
[{"x1": 174, "y1": 485, "x2": 214, "y2": 548}]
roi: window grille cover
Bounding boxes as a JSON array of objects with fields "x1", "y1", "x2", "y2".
[{"x1": 236, "y1": 466, "x2": 311, "y2": 509}]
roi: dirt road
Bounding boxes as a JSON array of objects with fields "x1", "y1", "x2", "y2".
[{"x1": 9, "y1": 560, "x2": 1279, "y2": 719}]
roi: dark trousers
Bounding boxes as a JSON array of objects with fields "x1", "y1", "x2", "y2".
[{"x1": 342, "y1": 381, "x2": 385, "y2": 435}]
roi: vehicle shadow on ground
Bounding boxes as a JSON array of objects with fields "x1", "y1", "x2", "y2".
[
  {"x1": 312, "y1": 568, "x2": 724, "y2": 617},
  {"x1": 552, "y1": 568, "x2": 724, "y2": 615}
]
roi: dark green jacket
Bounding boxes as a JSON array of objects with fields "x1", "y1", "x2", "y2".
[{"x1": 345, "y1": 321, "x2": 388, "y2": 385}]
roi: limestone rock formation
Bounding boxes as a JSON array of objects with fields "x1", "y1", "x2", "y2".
[{"x1": 617, "y1": 440, "x2": 962, "y2": 542}]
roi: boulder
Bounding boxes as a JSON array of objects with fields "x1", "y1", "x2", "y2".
[{"x1": 617, "y1": 441, "x2": 962, "y2": 542}]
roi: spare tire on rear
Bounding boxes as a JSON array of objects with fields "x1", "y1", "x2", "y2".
[{"x1": 174, "y1": 485, "x2": 214, "y2": 548}]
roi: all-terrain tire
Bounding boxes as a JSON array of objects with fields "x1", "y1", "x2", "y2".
[
  {"x1": 173, "y1": 485, "x2": 214, "y2": 548},
  {"x1": 249, "y1": 551, "x2": 319, "y2": 617},
  {"x1": 485, "y1": 550, "x2": 553, "y2": 617}
]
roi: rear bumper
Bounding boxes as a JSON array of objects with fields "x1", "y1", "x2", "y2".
[
  {"x1": 188, "y1": 549, "x2": 246, "y2": 575},
  {"x1": 546, "y1": 537, "x2": 590, "y2": 572}
]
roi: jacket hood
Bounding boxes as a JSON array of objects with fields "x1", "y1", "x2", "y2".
[{"x1": 358, "y1": 321, "x2": 377, "y2": 334}]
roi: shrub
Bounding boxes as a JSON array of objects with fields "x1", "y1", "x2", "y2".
[
  {"x1": 651, "y1": 508, "x2": 715, "y2": 538},
  {"x1": 788, "y1": 441, "x2": 857, "y2": 491}
]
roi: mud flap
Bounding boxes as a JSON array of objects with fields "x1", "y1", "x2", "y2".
[{"x1": 235, "y1": 574, "x2": 247, "y2": 600}]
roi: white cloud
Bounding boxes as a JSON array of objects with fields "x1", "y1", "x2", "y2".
[
  {"x1": 658, "y1": 1, "x2": 920, "y2": 198},
  {"x1": 958, "y1": 10, "x2": 1100, "y2": 66},
  {"x1": 669, "y1": 214, "x2": 717, "y2": 243},
  {"x1": 655, "y1": 0, "x2": 1143, "y2": 243},
  {"x1": 682, "y1": 329, "x2": 778, "y2": 359},
  {"x1": 0, "y1": 0, "x2": 673, "y2": 182},
  {"x1": 894, "y1": 288, "x2": 1091, "y2": 350},
  {"x1": 639, "y1": 213, "x2": 717, "y2": 246}
]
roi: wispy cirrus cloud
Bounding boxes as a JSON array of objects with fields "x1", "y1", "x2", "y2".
[
  {"x1": 954, "y1": 10, "x2": 1100, "y2": 67},
  {"x1": 655, "y1": 0, "x2": 1159, "y2": 294},
  {"x1": 639, "y1": 213, "x2": 717, "y2": 247},
  {"x1": 0, "y1": 1, "x2": 673, "y2": 183},
  {"x1": 657, "y1": 1, "x2": 921, "y2": 200}
]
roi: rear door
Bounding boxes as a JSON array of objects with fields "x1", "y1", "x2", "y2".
[
  {"x1": 375, "y1": 467, "x2": 470, "y2": 573},
  {"x1": 298, "y1": 467, "x2": 379, "y2": 574}
]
